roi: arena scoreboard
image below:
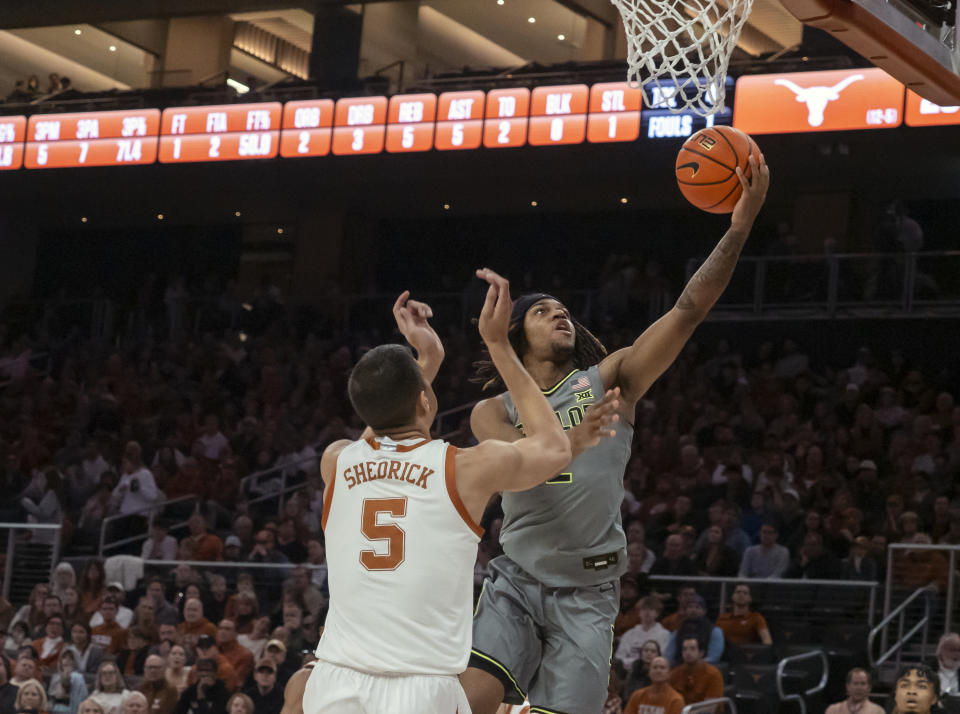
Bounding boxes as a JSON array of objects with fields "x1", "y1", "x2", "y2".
[{"x1": 0, "y1": 72, "x2": 955, "y2": 171}]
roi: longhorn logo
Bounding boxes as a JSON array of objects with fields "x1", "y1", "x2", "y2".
[{"x1": 773, "y1": 74, "x2": 864, "y2": 127}]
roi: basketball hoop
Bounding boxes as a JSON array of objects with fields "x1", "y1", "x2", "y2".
[{"x1": 611, "y1": 0, "x2": 756, "y2": 116}]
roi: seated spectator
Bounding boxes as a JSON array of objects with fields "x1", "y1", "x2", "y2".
[
  {"x1": 625, "y1": 656, "x2": 685, "y2": 714},
  {"x1": 164, "y1": 645, "x2": 190, "y2": 696},
  {"x1": 144, "y1": 579, "x2": 178, "y2": 625},
  {"x1": 120, "y1": 691, "x2": 148, "y2": 714},
  {"x1": 197, "y1": 415, "x2": 229, "y2": 462},
  {"x1": 280, "y1": 601, "x2": 309, "y2": 654},
  {"x1": 185, "y1": 514, "x2": 222, "y2": 562},
  {"x1": 216, "y1": 620, "x2": 253, "y2": 685},
  {"x1": 626, "y1": 540, "x2": 656, "y2": 577},
  {"x1": 33, "y1": 614, "x2": 66, "y2": 673},
  {"x1": 174, "y1": 658, "x2": 228, "y2": 714},
  {"x1": 715, "y1": 583, "x2": 772, "y2": 645},
  {"x1": 12, "y1": 584, "x2": 49, "y2": 636},
  {"x1": 936, "y1": 632, "x2": 960, "y2": 698},
  {"x1": 77, "y1": 699, "x2": 105, "y2": 714},
  {"x1": 138, "y1": 655, "x2": 178, "y2": 714},
  {"x1": 90, "y1": 585, "x2": 133, "y2": 629},
  {"x1": 15, "y1": 678, "x2": 48, "y2": 714},
  {"x1": 226, "y1": 692, "x2": 254, "y2": 714},
  {"x1": 5, "y1": 622, "x2": 32, "y2": 660},
  {"x1": 661, "y1": 588, "x2": 697, "y2": 632},
  {"x1": 0, "y1": 655, "x2": 18, "y2": 714},
  {"x1": 47, "y1": 649, "x2": 88, "y2": 714},
  {"x1": 187, "y1": 636, "x2": 237, "y2": 693},
  {"x1": 696, "y1": 525, "x2": 740, "y2": 577},
  {"x1": 20, "y1": 468, "x2": 64, "y2": 546},
  {"x1": 242, "y1": 658, "x2": 282, "y2": 714},
  {"x1": 261, "y1": 639, "x2": 296, "y2": 687},
  {"x1": 51, "y1": 564, "x2": 77, "y2": 603},
  {"x1": 36, "y1": 596, "x2": 64, "y2": 638},
  {"x1": 224, "y1": 592, "x2": 258, "y2": 636},
  {"x1": 11, "y1": 656, "x2": 40, "y2": 687},
  {"x1": 284, "y1": 567, "x2": 324, "y2": 625},
  {"x1": 721, "y1": 504, "x2": 752, "y2": 556},
  {"x1": 203, "y1": 577, "x2": 229, "y2": 625},
  {"x1": 111, "y1": 442, "x2": 160, "y2": 520},
  {"x1": 222, "y1": 536, "x2": 244, "y2": 562},
  {"x1": 89, "y1": 662, "x2": 130, "y2": 714},
  {"x1": 739, "y1": 522, "x2": 790, "y2": 578},
  {"x1": 841, "y1": 536, "x2": 878, "y2": 581},
  {"x1": 275, "y1": 518, "x2": 307, "y2": 564},
  {"x1": 825, "y1": 668, "x2": 884, "y2": 714},
  {"x1": 616, "y1": 597, "x2": 671, "y2": 671},
  {"x1": 786, "y1": 531, "x2": 843, "y2": 580},
  {"x1": 177, "y1": 600, "x2": 216, "y2": 651},
  {"x1": 622, "y1": 640, "x2": 662, "y2": 704},
  {"x1": 115, "y1": 628, "x2": 151, "y2": 678},
  {"x1": 90, "y1": 598, "x2": 127, "y2": 654},
  {"x1": 65, "y1": 623, "x2": 103, "y2": 676},
  {"x1": 61, "y1": 588, "x2": 82, "y2": 630},
  {"x1": 236, "y1": 616, "x2": 270, "y2": 661},
  {"x1": 668, "y1": 638, "x2": 723, "y2": 706},
  {"x1": 141, "y1": 522, "x2": 177, "y2": 561},
  {"x1": 664, "y1": 596, "x2": 724, "y2": 665},
  {"x1": 650, "y1": 535, "x2": 697, "y2": 578}
]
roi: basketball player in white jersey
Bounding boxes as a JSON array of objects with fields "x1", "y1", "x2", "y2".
[{"x1": 301, "y1": 268, "x2": 622, "y2": 714}]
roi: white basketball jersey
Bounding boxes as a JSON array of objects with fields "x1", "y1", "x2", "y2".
[{"x1": 316, "y1": 436, "x2": 483, "y2": 676}]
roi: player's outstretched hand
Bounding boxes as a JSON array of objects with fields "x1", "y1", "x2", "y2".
[
  {"x1": 731, "y1": 152, "x2": 770, "y2": 231},
  {"x1": 393, "y1": 290, "x2": 444, "y2": 381},
  {"x1": 570, "y1": 387, "x2": 621, "y2": 452},
  {"x1": 476, "y1": 268, "x2": 512, "y2": 347}
]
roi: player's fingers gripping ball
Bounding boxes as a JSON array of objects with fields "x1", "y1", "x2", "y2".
[{"x1": 676, "y1": 126, "x2": 760, "y2": 214}]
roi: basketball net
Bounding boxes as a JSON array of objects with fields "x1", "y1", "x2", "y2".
[{"x1": 611, "y1": 0, "x2": 755, "y2": 117}]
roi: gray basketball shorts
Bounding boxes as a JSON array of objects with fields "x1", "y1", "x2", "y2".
[{"x1": 469, "y1": 555, "x2": 619, "y2": 714}]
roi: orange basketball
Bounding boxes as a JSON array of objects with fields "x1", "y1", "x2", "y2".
[{"x1": 675, "y1": 126, "x2": 759, "y2": 214}]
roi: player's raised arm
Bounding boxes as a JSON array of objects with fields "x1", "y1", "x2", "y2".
[
  {"x1": 461, "y1": 269, "x2": 572, "y2": 492},
  {"x1": 601, "y1": 153, "x2": 770, "y2": 405},
  {"x1": 392, "y1": 290, "x2": 444, "y2": 383}
]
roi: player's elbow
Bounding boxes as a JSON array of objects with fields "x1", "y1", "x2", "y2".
[{"x1": 537, "y1": 432, "x2": 572, "y2": 470}]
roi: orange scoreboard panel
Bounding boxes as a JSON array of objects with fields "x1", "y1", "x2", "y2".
[
  {"x1": 904, "y1": 91, "x2": 960, "y2": 126},
  {"x1": 386, "y1": 93, "x2": 437, "y2": 153},
  {"x1": 280, "y1": 99, "x2": 335, "y2": 157},
  {"x1": 0, "y1": 116, "x2": 26, "y2": 170},
  {"x1": 587, "y1": 82, "x2": 642, "y2": 143},
  {"x1": 159, "y1": 103, "x2": 281, "y2": 163},
  {"x1": 483, "y1": 88, "x2": 531, "y2": 148},
  {"x1": 435, "y1": 90, "x2": 485, "y2": 150},
  {"x1": 528, "y1": 84, "x2": 589, "y2": 146},
  {"x1": 733, "y1": 68, "x2": 904, "y2": 134},
  {"x1": 24, "y1": 109, "x2": 160, "y2": 169},
  {"x1": 332, "y1": 96, "x2": 388, "y2": 155}
]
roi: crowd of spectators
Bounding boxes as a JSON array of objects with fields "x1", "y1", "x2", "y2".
[
  {"x1": 0, "y1": 274, "x2": 958, "y2": 712},
  {"x1": 5, "y1": 74, "x2": 74, "y2": 103}
]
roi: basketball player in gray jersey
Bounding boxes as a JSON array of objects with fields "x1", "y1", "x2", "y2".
[{"x1": 462, "y1": 154, "x2": 770, "y2": 714}]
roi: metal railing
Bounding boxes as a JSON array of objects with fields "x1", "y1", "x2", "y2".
[
  {"x1": 238, "y1": 448, "x2": 322, "y2": 512},
  {"x1": 776, "y1": 649, "x2": 829, "y2": 714},
  {"x1": 682, "y1": 697, "x2": 737, "y2": 714},
  {"x1": 884, "y1": 542, "x2": 958, "y2": 635},
  {"x1": 1, "y1": 523, "x2": 62, "y2": 601},
  {"x1": 869, "y1": 584, "x2": 938, "y2": 669},
  {"x1": 98, "y1": 494, "x2": 198, "y2": 556},
  {"x1": 648, "y1": 574, "x2": 879, "y2": 626}
]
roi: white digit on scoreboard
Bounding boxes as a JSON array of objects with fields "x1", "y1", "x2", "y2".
[
  {"x1": 608, "y1": 115, "x2": 617, "y2": 139},
  {"x1": 550, "y1": 118, "x2": 563, "y2": 141},
  {"x1": 209, "y1": 136, "x2": 221, "y2": 158},
  {"x1": 497, "y1": 121, "x2": 510, "y2": 144},
  {"x1": 351, "y1": 129, "x2": 364, "y2": 151},
  {"x1": 37, "y1": 144, "x2": 48, "y2": 165},
  {"x1": 0, "y1": 146, "x2": 12, "y2": 167},
  {"x1": 451, "y1": 123, "x2": 464, "y2": 146},
  {"x1": 401, "y1": 126, "x2": 414, "y2": 148},
  {"x1": 298, "y1": 131, "x2": 310, "y2": 153},
  {"x1": 78, "y1": 142, "x2": 89, "y2": 163},
  {"x1": 116, "y1": 140, "x2": 143, "y2": 162},
  {"x1": 172, "y1": 137, "x2": 182, "y2": 159}
]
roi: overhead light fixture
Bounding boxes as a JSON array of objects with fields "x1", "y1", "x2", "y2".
[
  {"x1": 497, "y1": 0, "x2": 504, "y2": 4},
  {"x1": 530, "y1": 201, "x2": 538, "y2": 207},
  {"x1": 620, "y1": 197, "x2": 629, "y2": 204},
  {"x1": 234, "y1": 211, "x2": 242, "y2": 217},
  {"x1": 80, "y1": 216, "x2": 88, "y2": 223},
  {"x1": 74, "y1": 28, "x2": 82, "y2": 36},
  {"x1": 156, "y1": 213, "x2": 164, "y2": 220},
  {"x1": 443, "y1": 203, "x2": 451, "y2": 210},
  {"x1": 109, "y1": 45, "x2": 117, "y2": 52},
  {"x1": 226, "y1": 78, "x2": 250, "y2": 94},
  {"x1": 528, "y1": 17, "x2": 536, "y2": 23},
  {"x1": 277, "y1": 228, "x2": 284, "y2": 235},
  {"x1": 558, "y1": 34, "x2": 566, "y2": 40}
]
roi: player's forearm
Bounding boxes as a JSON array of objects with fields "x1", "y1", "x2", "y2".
[
  {"x1": 675, "y1": 224, "x2": 750, "y2": 320},
  {"x1": 487, "y1": 343, "x2": 566, "y2": 449},
  {"x1": 414, "y1": 338, "x2": 444, "y2": 383}
]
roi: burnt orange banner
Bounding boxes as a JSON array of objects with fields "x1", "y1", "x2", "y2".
[
  {"x1": 385, "y1": 94, "x2": 436, "y2": 153},
  {"x1": 333, "y1": 97, "x2": 388, "y2": 128},
  {"x1": 483, "y1": 88, "x2": 530, "y2": 149},
  {"x1": 0, "y1": 116, "x2": 25, "y2": 170},
  {"x1": 530, "y1": 85, "x2": 589, "y2": 116},
  {"x1": 161, "y1": 104, "x2": 281, "y2": 135},
  {"x1": 158, "y1": 132, "x2": 279, "y2": 163},
  {"x1": 282, "y1": 100, "x2": 335, "y2": 130},
  {"x1": 25, "y1": 138, "x2": 159, "y2": 168},
  {"x1": 904, "y1": 90, "x2": 960, "y2": 126},
  {"x1": 331, "y1": 126, "x2": 386, "y2": 155},
  {"x1": 280, "y1": 128, "x2": 332, "y2": 158},
  {"x1": 435, "y1": 91, "x2": 485, "y2": 151},
  {"x1": 28, "y1": 109, "x2": 160, "y2": 142},
  {"x1": 588, "y1": 82, "x2": 643, "y2": 113},
  {"x1": 733, "y1": 68, "x2": 903, "y2": 134}
]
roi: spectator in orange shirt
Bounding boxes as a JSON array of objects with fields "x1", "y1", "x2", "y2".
[
  {"x1": 625, "y1": 656, "x2": 685, "y2": 714},
  {"x1": 669, "y1": 638, "x2": 724, "y2": 707},
  {"x1": 661, "y1": 588, "x2": 697, "y2": 632},
  {"x1": 188, "y1": 635, "x2": 239, "y2": 692},
  {"x1": 216, "y1": 619, "x2": 254, "y2": 685},
  {"x1": 91, "y1": 598, "x2": 127, "y2": 654},
  {"x1": 177, "y1": 599, "x2": 216, "y2": 650},
  {"x1": 185, "y1": 513, "x2": 223, "y2": 562},
  {"x1": 32, "y1": 614, "x2": 65, "y2": 674},
  {"x1": 715, "y1": 583, "x2": 772, "y2": 646}
]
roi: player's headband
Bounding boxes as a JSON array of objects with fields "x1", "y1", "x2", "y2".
[{"x1": 511, "y1": 293, "x2": 561, "y2": 326}]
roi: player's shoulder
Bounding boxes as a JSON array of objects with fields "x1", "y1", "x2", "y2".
[{"x1": 320, "y1": 438, "x2": 355, "y2": 484}]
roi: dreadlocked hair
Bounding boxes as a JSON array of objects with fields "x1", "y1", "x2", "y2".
[{"x1": 470, "y1": 316, "x2": 607, "y2": 392}]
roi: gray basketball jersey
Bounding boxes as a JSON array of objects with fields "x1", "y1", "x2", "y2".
[{"x1": 500, "y1": 364, "x2": 633, "y2": 586}]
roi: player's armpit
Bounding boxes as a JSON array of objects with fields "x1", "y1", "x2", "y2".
[
  {"x1": 599, "y1": 307, "x2": 699, "y2": 406},
  {"x1": 470, "y1": 396, "x2": 522, "y2": 443}
]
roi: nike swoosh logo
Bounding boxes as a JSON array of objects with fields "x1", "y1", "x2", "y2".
[{"x1": 678, "y1": 161, "x2": 699, "y2": 176}]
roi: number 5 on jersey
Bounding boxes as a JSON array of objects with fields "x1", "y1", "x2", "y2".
[{"x1": 360, "y1": 498, "x2": 407, "y2": 571}]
